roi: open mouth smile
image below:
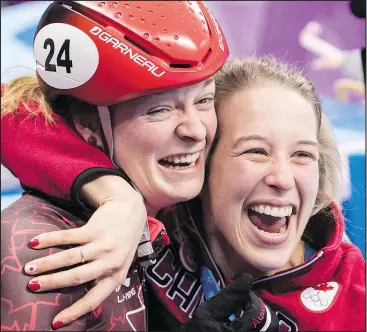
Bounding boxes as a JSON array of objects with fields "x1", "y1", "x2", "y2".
[
  {"x1": 247, "y1": 203, "x2": 297, "y2": 244},
  {"x1": 158, "y1": 152, "x2": 201, "y2": 169}
]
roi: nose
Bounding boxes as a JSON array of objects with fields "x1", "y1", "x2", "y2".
[
  {"x1": 176, "y1": 110, "x2": 206, "y2": 142},
  {"x1": 264, "y1": 158, "x2": 295, "y2": 191}
]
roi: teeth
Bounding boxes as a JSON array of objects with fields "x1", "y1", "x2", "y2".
[
  {"x1": 249, "y1": 204, "x2": 293, "y2": 217},
  {"x1": 161, "y1": 152, "x2": 200, "y2": 165},
  {"x1": 257, "y1": 225, "x2": 287, "y2": 236}
]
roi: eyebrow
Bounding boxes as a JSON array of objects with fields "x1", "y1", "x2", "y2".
[
  {"x1": 232, "y1": 135, "x2": 267, "y2": 150},
  {"x1": 297, "y1": 140, "x2": 319, "y2": 147},
  {"x1": 131, "y1": 77, "x2": 215, "y2": 105},
  {"x1": 232, "y1": 135, "x2": 319, "y2": 150},
  {"x1": 203, "y1": 77, "x2": 215, "y2": 87}
]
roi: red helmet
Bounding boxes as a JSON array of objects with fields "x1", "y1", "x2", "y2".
[{"x1": 34, "y1": 1, "x2": 229, "y2": 106}]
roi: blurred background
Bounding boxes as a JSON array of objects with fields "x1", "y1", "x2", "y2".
[{"x1": 1, "y1": 1, "x2": 365, "y2": 257}]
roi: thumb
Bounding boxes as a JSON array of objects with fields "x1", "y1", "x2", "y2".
[{"x1": 194, "y1": 273, "x2": 253, "y2": 321}]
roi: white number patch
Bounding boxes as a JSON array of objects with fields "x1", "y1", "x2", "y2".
[{"x1": 34, "y1": 23, "x2": 99, "y2": 89}]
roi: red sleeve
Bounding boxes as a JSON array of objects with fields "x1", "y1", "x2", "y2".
[{"x1": 1, "y1": 104, "x2": 120, "y2": 201}]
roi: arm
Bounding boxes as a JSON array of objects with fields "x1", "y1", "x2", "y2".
[
  {"x1": 1, "y1": 106, "x2": 120, "y2": 201},
  {"x1": 1, "y1": 102, "x2": 149, "y2": 327},
  {"x1": 1, "y1": 196, "x2": 90, "y2": 331},
  {"x1": 338, "y1": 244, "x2": 366, "y2": 330}
]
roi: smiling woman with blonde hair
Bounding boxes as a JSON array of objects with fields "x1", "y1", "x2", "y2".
[{"x1": 170, "y1": 57, "x2": 365, "y2": 331}]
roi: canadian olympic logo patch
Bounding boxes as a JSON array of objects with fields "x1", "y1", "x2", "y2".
[{"x1": 299, "y1": 281, "x2": 342, "y2": 313}]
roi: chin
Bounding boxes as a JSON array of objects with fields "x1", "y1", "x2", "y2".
[
  {"x1": 245, "y1": 248, "x2": 292, "y2": 275},
  {"x1": 255, "y1": 259, "x2": 289, "y2": 274},
  {"x1": 158, "y1": 188, "x2": 198, "y2": 208},
  {"x1": 180, "y1": 180, "x2": 203, "y2": 197},
  {"x1": 174, "y1": 188, "x2": 201, "y2": 202}
]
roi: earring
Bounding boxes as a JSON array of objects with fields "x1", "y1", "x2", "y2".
[{"x1": 87, "y1": 136, "x2": 97, "y2": 147}]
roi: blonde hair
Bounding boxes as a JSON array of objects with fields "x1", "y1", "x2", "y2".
[
  {"x1": 1, "y1": 75, "x2": 54, "y2": 124},
  {"x1": 161, "y1": 56, "x2": 341, "y2": 247},
  {"x1": 1, "y1": 75, "x2": 103, "y2": 136}
]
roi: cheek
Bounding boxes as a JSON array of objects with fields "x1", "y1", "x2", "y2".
[
  {"x1": 297, "y1": 164, "x2": 320, "y2": 206},
  {"x1": 201, "y1": 110, "x2": 217, "y2": 146},
  {"x1": 209, "y1": 155, "x2": 258, "y2": 205},
  {"x1": 113, "y1": 123, "x2": 167, "y2": 157},
  {"x1": 226, "y1": 159, "x2": 265, "y2": 201}
]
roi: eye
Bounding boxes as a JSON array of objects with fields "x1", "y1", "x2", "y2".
[
  {"x1": 293, "y1": 151, "x2": 316, "y2": 160},
  {"x1": 146, "y1": 107, "x2": 171, "y2": 116},
  {"x1": 145, "y1": 106, "x2": 174, "y2": 121},
  {"x1": 245, "y1": 148, "x2": 268, "y2": 155},
  {"x1": 196, "y1": 97, "x2": 214, "y2": 105}
]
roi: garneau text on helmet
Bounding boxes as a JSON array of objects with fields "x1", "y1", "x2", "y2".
[{"x1": 90, "y1": 26, "x2": 166, "y2": 77}]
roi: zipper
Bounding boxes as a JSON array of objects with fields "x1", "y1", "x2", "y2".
[
  {"x1": 139, "y1": 229, "x2": 167, "y2": 329},
  {"x1": 186, "y1": 206, "x2": 324, "y2": 289},
  {"x1": 253, "y1": 251, "x2": 324, "y2": 285},
  {"x1": 153, "y1": 229, "x2": 165, "y2": 248},
  {"x1": 139, "y1": 228, "x2": 167, "y2": 267},
  {"x1": 151, "y1": 228, "x2": 169, "y2": 258}
]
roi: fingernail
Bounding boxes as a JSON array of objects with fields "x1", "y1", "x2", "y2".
[
  {"x1": 53, "y1": 320, "x2": 65, "y2": 329},
  {"x1": 24, "y1": 264, "x2": 37, "y2": 274},
  {"x1": 28, "y1": 238, "x2": 39, "y2": 248},
  {"x1": 28, "y1": 280, "x2": 40, "y2": 291}
]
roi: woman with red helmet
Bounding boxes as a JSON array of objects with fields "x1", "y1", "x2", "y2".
[{"x1": 1, "y1": 1, "x2": 281, "y2": 331}]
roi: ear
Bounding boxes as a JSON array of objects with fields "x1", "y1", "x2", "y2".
[{"x1": 73, "y1": 117, "x2": 104, "y2": 148}]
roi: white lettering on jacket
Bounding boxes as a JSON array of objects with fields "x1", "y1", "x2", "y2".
[
  {"x1": 117, "y1": 286, "x2": 137, "y2": 303},
  {"x1": 146, "y1": 248, "x2": 202, "y2": 314}
]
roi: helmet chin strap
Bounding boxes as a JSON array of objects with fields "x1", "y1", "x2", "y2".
[
  {"x1": 97, "y1": 105, "x2": 139, "y2": 193},
  {"x1": 97, "y1": 106, "x2": 115, "y2": 162},
  {"x1": 97, "y1": 105, "x2": 154, "y2": 264}
]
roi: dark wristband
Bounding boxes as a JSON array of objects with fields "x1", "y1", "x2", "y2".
[{"x1": 71, "y1": 167, "x2": 137, "y2": 207}]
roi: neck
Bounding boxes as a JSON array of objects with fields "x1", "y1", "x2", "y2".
[
  {"x1": 208, "y1": 231, "x2": 265, "y2": 280},
  {"x1": 207, "y1": 227, "x2": 305, "y2": 281},
  {"x1": 265, "y1": 240, "x2": 305, "y2": 277},
  {"x1": 145, "y1": 202, "x2": 158, "y2": 217}
]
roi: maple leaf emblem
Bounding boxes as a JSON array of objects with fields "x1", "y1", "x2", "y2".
[{"x1": 313, "y1": 283, "x2": 334, "y2": 292}]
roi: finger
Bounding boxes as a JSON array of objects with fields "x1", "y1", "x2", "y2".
[
  {"x1": 194, "y1": 273, "x2": 253, "y2": 321},
  {"x1": 27, "y1": 260, "x2": 106, "y2": 292},
  {"x1": 28, "y1": 226, "x2": 92, "y2": 249},
  {"x1": 24, "y1": 245, "x2": 91, "y2": 275},
  {"x1": 232, "y1": 293, "x2": 276, "y2": 332},
  {"x1": 51, "y1": 275, "x2": 122, "y2": 329}
]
